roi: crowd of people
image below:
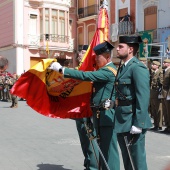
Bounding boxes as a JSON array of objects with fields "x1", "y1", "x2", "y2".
[
  {"x1": 148, "y1": 58, "x2": 170, "y2": 133},
  {"x1": 0, "y1": 72, "x2": 19, "y2": 108},
  {"x1": 137, "y1": 57, "x2": 170, "y2": 134}
]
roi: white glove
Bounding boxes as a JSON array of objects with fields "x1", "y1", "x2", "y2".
[
  {"x1": 48, "y1": 62, "x2": 62, "y2": 72},
  {"x1": 130, "y1": 125, "x2": 142, "y2": 134},
  {"x1": 104, "y1": 99, "x2": 111, "y2": 109}
]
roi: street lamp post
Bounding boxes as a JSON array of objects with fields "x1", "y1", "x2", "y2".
[{"x1": 45, "y1": 34, "x2": 50, "y2": 58}]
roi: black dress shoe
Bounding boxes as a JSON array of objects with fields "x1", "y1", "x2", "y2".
[
  {"x1": 161, "y1": 128, "x2": 170, "y2": 133},
  {"x1": 158, "y1": 127, "x2": 162, "y2": 130}
]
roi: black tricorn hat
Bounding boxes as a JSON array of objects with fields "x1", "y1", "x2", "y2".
[
  {"x1": 93, "y1": 41, "x2": 114, "y2": 55},
  {"x1": 119, "y1": 35, "x2": 143, "y2": 44},
  {"x1": 82, "y1": 45, "x2": 89, "y2": 51}
]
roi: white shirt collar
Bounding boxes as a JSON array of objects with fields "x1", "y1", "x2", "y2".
[
  {"x1": 106, "y1": 61, "x2": 112, "y2": 66},
  {"x1": 124, "y1": 57, "x2": 133, "y2": 66}
]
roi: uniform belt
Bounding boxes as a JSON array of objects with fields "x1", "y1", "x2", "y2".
[
  {"x1": 151, "y1": 86, "x2": 159, "y2": 89},
  {"x1": 91, "y1": 106, "x2": 105, "y2": 112},
  {"x1": 117, "y1": 99, "x2": 135, "y2": 106}
]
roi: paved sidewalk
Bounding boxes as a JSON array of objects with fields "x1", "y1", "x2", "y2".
[{"x1": 0, "y1": 100, "x2": 170, "y2": 170}]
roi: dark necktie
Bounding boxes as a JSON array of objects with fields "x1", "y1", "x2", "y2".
[{"x1": 120, "y1": 64, "x2": 125, "y2": 73}]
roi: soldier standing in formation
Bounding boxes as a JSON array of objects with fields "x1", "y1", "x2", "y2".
[
  {"x1": 49, "y1": 41, "x2": 120, "y2": 170},
  {"x1": 162, "y1": 59, "x2": 170, "y2": 133},
  {"x1": 9, "y1": 73, "x2": 18, "y2": 108},
  {"x1": 138, "y1": 57, "x2": 147, "y2": 67},
  {"x1": 150, "y1": 61, "x2": 163, "y2": 131}
]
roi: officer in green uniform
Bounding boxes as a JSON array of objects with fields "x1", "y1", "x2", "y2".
[
  {"x1": 49, "y1": 41, "x2": 120, "y2": 170},
  {"x1": 75, "y1": 45, "x2": 97, "y2": 170},
  {"x1": 107, "y1": 35, "x2": 152, "y2": 170},
  {"x1": 150, "y1": 61, "x2": 163, "y2": 131}
]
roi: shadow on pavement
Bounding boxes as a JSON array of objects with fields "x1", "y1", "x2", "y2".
[{"x1": 37, "y1": 163, "x2": 72, "y2": 170}]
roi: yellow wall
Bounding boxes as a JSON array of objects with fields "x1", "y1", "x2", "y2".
[
  {"x1": 87, "y1": 0, "x2": 95, "y2": 6},
  {"x1": 78, "y1": 0, "x2": 83, "y2": 8},
  {"x1": 78, "y1": 27, "x2": 83, "y2": 45}
]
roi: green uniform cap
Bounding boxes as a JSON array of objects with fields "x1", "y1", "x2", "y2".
[
  {"x1": 119, "y1": 35, "x2": 143, "y2": 44},
  {"x1": 82, "y1": 45, "x2": 89, "y2": 51},
  {"x1": 93, "y1": 41, "x2": 114, "y2": 55}
]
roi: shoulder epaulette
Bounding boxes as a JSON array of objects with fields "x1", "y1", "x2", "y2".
[{"x1": 106, "y1": 66, "x2": 117, "y2": 76}]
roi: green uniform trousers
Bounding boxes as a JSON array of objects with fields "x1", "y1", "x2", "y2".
[
  {"x1": 75, "y1": 118, "x2": 98, "y2": 170},
  {"x1": 99, "y1": 127, "x2": 120, "y2": 170},
  {"x1": 117, "y1": 130, "x2": 147, "y2": 170}
]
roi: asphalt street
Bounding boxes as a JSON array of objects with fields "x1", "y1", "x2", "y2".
[{"x1": 0, "y1": 100, "x2": 170, "y2": 170}]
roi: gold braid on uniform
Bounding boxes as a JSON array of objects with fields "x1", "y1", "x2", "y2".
[{"x1": 106, "y1": 66, "x2": 117, "y2": 76}]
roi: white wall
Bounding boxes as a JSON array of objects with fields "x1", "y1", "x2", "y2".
[
  {"x1": 14, "y1": 0, "x2": 24, "y2": 75},
  {"x1": 157, "y1": 0, "x2": 170, "y2": 28},
  {"x1": 136, "y1": 0, "x2": 170, "y2": 32}
]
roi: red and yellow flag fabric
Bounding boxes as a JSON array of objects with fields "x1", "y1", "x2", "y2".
[
  {"x1": 10, "y1": 8, "x2": 109, "y2": 119},
  {"x1": 78, "y1": 8, "x2": 109, "y2": 71}
]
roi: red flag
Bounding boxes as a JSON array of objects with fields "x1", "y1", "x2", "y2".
[{"x1": 10, "y1": 8, "x2": 109, "y2": 119}]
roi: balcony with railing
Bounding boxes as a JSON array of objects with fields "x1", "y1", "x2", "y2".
[
  {"x1": 28, "y1": 34, "x2": 74, "y2": 51},
  {"x1": 118, "y1": 21, "x2": 134, "y2": 35},
  {"x1": 40, "y1": 34, "x2": 69, "y2": 43},
  {"x1": 78, "y1": 4, "x2": 98, "y2": 19}
]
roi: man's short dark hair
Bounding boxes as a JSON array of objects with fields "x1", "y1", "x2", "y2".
[{"x1": 127, "y1": 43, "x2": 139, "y2": 56}]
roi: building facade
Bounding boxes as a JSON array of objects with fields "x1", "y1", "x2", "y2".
[
  {"x1": 110, "y1": 0, "x2": 170, "y2": 63},
  {"x1": 0, "y1": 0, "x2": 77, "y2": 75},
  {"x1": 1, "y1": 0, "x2": 170, "y2": 74}
]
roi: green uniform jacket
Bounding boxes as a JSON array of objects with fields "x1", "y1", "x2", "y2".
[
  {"x1": 115, "y1": 57, "x2": 152, "y2": 133},
  {"x1": 64, "y1": 62, "x2": 116, "y2": 127}
]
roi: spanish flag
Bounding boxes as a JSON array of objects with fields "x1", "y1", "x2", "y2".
[
  {"x1": 10, "y1": 7, "x2": 109, "y2": 118},
  {"x1": 79, "y1": 7, "x2": 109, "y2": 71}
]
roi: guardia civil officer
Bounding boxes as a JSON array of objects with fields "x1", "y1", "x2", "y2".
[
  {"x1": 75, "y1": 45, "x2": 98, "y2": 170},
  {"x1": 106, "y1": 35, "x2": 152, "y2": 170},
  {"x1": 48, "y1": 41, "x2": 120, "y2": 170}
]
